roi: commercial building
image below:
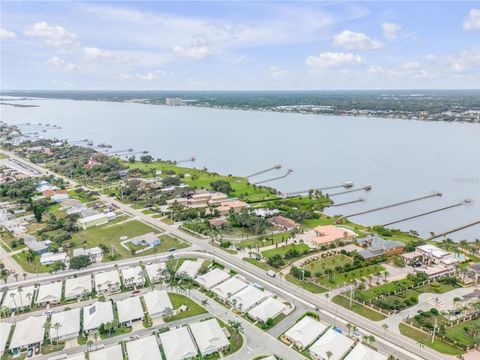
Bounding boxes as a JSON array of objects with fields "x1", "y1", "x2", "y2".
[
  {"x1": 94, "y1": 270, "x2": 121, "y2": 294},
  {"x1": 159, "y1": 326, "x2": 198, "y2": 360},
  {"x1": 145, "y1": 262, "x2": 166, "y2": 283},
  {"x1": 9, "y1": 315, "x2": 47, "y2": 351},
  {"x1": 72, "y1": 247, "x2": 103, "y2": 263},
  {"x1": 126, "y1": 335, "x2": 162, "y2": 360},
  {"x1": 177, "y1": 260, "x2": 203, "y2": 278},
  {"x1": 283, "y1": 316, "x2": 327, "y2": 349},
  {"x1": 65, "y1": 275, "x2": 92, "y2": 299},
  {"x1": 83, "y1": 301, "x2": 114, "y2": 332},
  {"x1": 89, "y1": 344, "x2": 123, "y2": 360},
  {"x1": 229, "y1": 285, "x2": 269, "y2": 312},
  {"x1": 196, "y1": 268, "x2": 230, "y2": 290},
  {"x1": 77, "y1": 213, "x2": 109, "y2": 230},
  {"x1": 3, "y1": 285, "x2": 35, "y2": 310},
  {"x1": 121, "y1": 266, "x2": 145, "y2": 288},
  {"x1": 212, "y1": 276, "x2": 248, "y2": 301},
  {"x1": 36, "y1": 281, "x2": 62, "y2": 306},
  {"x1": 309, "y1": 328, "x2": 354, "y2": 360},
  {"x1": 0, "y1": 322, "x2": 12, "y2": 355},
  {"x1": 247, "y1": 297, "x2": 288, "y2": 323},
  {"x1": 143, "y1": 290, "x2": 173, "y2": 318},
  {"x1": 116, "y1": 297, "x2": 144, "y2": 326},
  {"x1": 189, "y1": 318, "x2": 229, "y2": 355},
  {"x1": 357, "y1": 235, "x2": 404, "y2": 260},
  {"x1": 343, "y1": 343, "x2": 387, "y2": 360},
  {"x1": 49, "y1": 309, "x2": 81, "y2": 341},
  {"x1": 40, "y1": 252, "x2": 69, "y2": 266}
]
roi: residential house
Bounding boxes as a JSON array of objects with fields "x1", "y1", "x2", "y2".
[
  {"x1": 49, "y1": 309, "x2": 81, "y2": 341},
  {"x1": 216, "y1": 200, "x2": 248, "y2": 215},
  {"x1": 126, "y1": 335, "x2": 162, "y2": 360},
  {"x1": 416, "y1": 244, "x2": 460, "y2": 267},
  {"x1": 40, "y1": 252, "x2": 69, "y2": 266},
  {"x1": 208, "y1": 192, "x2": 229, "y2": 205},
  {"x1": 77, "y1": 213, "x2": 109, "y2": 230},
  {"x1": 9, "y1": 315, "x2": 47, "y2": 351},
  {"x1": 0, "y1": 322, "x2": 12, "y2": 356},
  {"x1": 129, "y1": 232, "x2": 161, "y2": 247},
  {"x1": 211, "y1": 277, "x2": 248, "y2": 301},
  {"x1": 309, "y1": 328, "x2": 354, "y2": 360},
  {"x1": 72, "y1": 247, "x2": 103, "y2": 263},
  {"x1": 159, "y1": 327, "x2": 198, "y2": 360},
  {"x1": 307, "y1": 225, "x2": 355, "y2": 248},
  {"x1": 247, "y1": 297, "x2": 288, "y2": 323},
  {"x1": 166, "y1": 198, "x2": 188, "y2": 208},
  {"x1": 357, "y1": 235, "x2": 404, "y2": 260},
  {"x1": 26, "y1": 240, "x2": 51, "y2": 254},
  {"x1": 89, "y1": 344, "x2": 123, "y2": 360},
  {"x1": 51, "y1": 193, "x2": 69, "y2": 203},
  {"x1": 121, "y1": 266, "x2": 145, "y2": 288},
  {"x1": 229, "y1": 285, "x2": 269, "y2": 312},
  {"x1": 196, "y1": 268, "x2": 230, "y2": 290},
  {"x1": 143, "y1": 290, "x2": 173, "y2": 318},
  {"x1": 94, "y1": 270, "x2": 121, "y2": 294},
  {"x1": 344, "y1": 344, "x2": 387, "y2": 360},
  {"x1": 36, "y1": 281, "x2": 62, "y2": 306},
  {"x1": 177, "y1": 260, "x2": 203, "y2": 278},
  {"x1": 283, "y1": 316, "x2": 327, "y2": 349},
  {"x1": 83, "y1": 302, "x2": 114, "y2": 332},
  {"x1": 3, "y1": 285, "x2": 36, "y2": 310},
  {"x1": 116, "y1": 297, "x2": 144, "y2": 326},
  {"x1": 189, "y1": 319, "x2": 229, "y2": 356},
  {"x1": 268, "y1": 215, "x2": 298, "y2": 230},
  {"x1": 145, "y1": 262, "x2": 166, "y2": 283},
  {"x1": 64, "y1": 275, "x2": 92, "y2": 300}
]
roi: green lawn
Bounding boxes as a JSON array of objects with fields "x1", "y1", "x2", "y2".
[
  {"x1": 261, "y1": 243, "x2": 310, "y2": 259},
  {"x1": 285, "y1": 275, "x2": 327, "y2": 294},
  {"x1": 445, "y1": 318, "x2": 480, "y2": 348},
  {"x1": 317, "y1": 264, "x2": 385, "y2": 288},
  {"x1": 237, "y1": 232, "x2": 291, "y2": 249},
  {"x1": 243, "y1": 257, "x2": 277, "y2": 271},
  {"x1": 164, "y1": 293, "x2": 207, "y2": 322},
  {"x1": 13, "y1": 251, "x2": 51, "y2": 273},
  {"x1": 399, "y1": 323, "x2": 463, "y2": 355},
  {"x1": 332, "y1": 295, "x2": 386, "y2": 321},
  {"x1": 304, "y1": 254, "x2": 352, "y2": 273}
]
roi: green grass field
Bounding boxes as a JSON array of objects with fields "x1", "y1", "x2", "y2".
[
  {"x1": 261, "y1": 243, "x2": 310, "y2": 259},
  {"x1": 445, "y1": 318, "x2": 480, "y2": 348},
  {"x1": 399, "y1": 323, "x2": 462, "y2": 355},
  {"x1": 304, "y1": 254, "x2": 352, "y2": 273},
  {"x1": 164, "y1": 293, "x2": 207, "y2": 322},
  {"x1": 237, "y1": 232, "x2": 291, "y2": 249},
  {"x1": 285, "y1": 275, "x2": 327, "y2": 294},
  {"x1": 332, "y1": 295, "x2": 386, "y2": 321},
  {"x1": 317, "y1": 264, "x2": 385, "y2": 288}
]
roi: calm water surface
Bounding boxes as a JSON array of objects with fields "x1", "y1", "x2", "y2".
[{"x1": 2, "y1": 98, "x2": 480, "y2": 241}]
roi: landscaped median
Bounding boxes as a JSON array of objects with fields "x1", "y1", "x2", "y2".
[{"x1": 332, "y1": 295, "x2": 387, "y2": 321}]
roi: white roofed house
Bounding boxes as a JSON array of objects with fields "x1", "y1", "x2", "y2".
[
  {"x1": 212, "y1": 276, "x2": 248, "y2": 301},
  {"x1": 40, "y1": 251, "x2": 69, "y2": 266},
  {"x1": 309, "y1": 328, "x2": 355, "y2": 360},
  {"x1": 0, "y1": 322, "x2": 12, "y2": 356},
  {"x1": 143, "y1": 290, "x2": 173, "y2": 318},
  {"x1": 195, "y1": 268, "x2": 230, "y2": 290},
  {"x1": 72, "y1": 247, "x2": 103, "y2": 263},
  {"x1": 176, "y1": 260, "x2": 203, "y2": 278},
  {"x1": 65, "y1": 275, "x2": 92, "y2": 300},
  {"x1": 145, "y1": 262, "x2": 166, "y2": 283},
  {"x1": 49, "y1": 308, "x2": 81, "y2": 341},
  {"x1": 121, "y1": 266, "x2": 145, "y2": 289},
  {"x1": 9, "y1": 315, "x2": 47, "y2": 351},
  {"x1": 189, "y1": 318, "x2": 229, "y2": 356},
  {"x1": 343, "y1": 343, "x2": 387, "y2": 360},
  {"x1": 36, "y1": 281, "x2": 62, "y2": 307},
  {"x1": 3, "y1": 285, "x2": 35, "y2": 311},
  {"x1": 247, "y1": 297, "x2": 289, "y2": 324},
  {"x1": 159, "y1": 326, "x2": 198, "y2": 360},
  {"x1": 229, "y1": 285, "x2": 269, "y2": 312},
  {"x1": 126, "y1": 335, "x2": 162, "y2": 360},
  {"x1": 116, "y1": 297, "x2": 144, "y2": 326},
  {"x1": 283, "y1": 315, "x2": 327, "y2": 349},
  {"x1": 89, "y1": 344, "x2": 123, "y2": 360},
  {"x1": 77, "y1": 213, "x2": 109, "y2": 230},
  {"x1": 94, "y1": 270, "x2": 121, "y2": 295},
  {"x1": 83, "y1": 301, "x2": 114, "y2": 332}
]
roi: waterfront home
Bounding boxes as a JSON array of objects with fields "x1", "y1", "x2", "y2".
[
  {"x1": 208, "y1": 192, "x2": 229, "y2": 205},
  {"x1": 216, "y1": 200, "x2": 248, "y2": 215},
  {"x1": 121, "y1": 266, "x2": 145, "y2": 288},
  {"x1": 72, "y1": 247, "x2": 103, "y2": 263},
  {"x1": 309, "y1": 328, "x2": 354, "y2": 360},
  {"x1": 77, "y1": 213, "x2": 109, "y2": 230},
  {"x1": 9, "y1": 315, "x2": 47, "y2": 352},
  {"x1": 283, "y1": 315, "x2": 327, "y2": 349},
  {"x1": 40, "y1": 251, "x2": 69, "y2": 266},
  {"x1": 189, "y1": 319, "x2": 229, "y2": 356},
  {"x1": 94, "y1": 270, "x2": 121, "y2": 294},
  {"x1": 36, "y1": 281, "x2": 62, "y2": 306},
  {"x1": 467, "y1": 263, "x2": 480, "y2": 285},
  {"x1": 208, "y1": 218, "x2": 227, "y2": 228},
  {"x1": 65, "y1": 275, "x2": 92, "y2": 299},
  {"x1": 159, "y1": 326, "x2": 198, "y2": 360},
  {"x1": 247, "y1": 297, "x2": 288, "y2": 323},
  {"x1": 0, "y1": 322, "x2": 12, "y2": 356},
  {"x1": 268, "y1": 215, "x2": 299, "y2": 230},
  {"x1": 357, "y1": 235, "x2": 404, "y2": 260},
  {"x1": 189, "y1": 193, "x2": 212, "y2": 208},
  {"x1": 83, "y1": 301, "x2": 114, "y2": 332},
  {"x1": 196, "y1": 268, "x2": 230, "y2": 290},
  {"x1": 307, "y1": 225, "x2": 355, "y2": 248},
  {"x1": 177, "y1": 259, "x2": 203, "y2": 278},
  {"x1": 229, "y1": 285, "x2": 269, "y2": 312},
  {"x1": 211, "y1": 276, "x2": 248, "y2": 301},
  {"x1": 126, "y1": 335, "x2": 162, "y2": 360},
  {"x1": 143, "y1": 290, "x2": 173, "y2": 318},
  {"x1": 89, "y1": 344, "x2": 123, "y2": 360},
  {"x1": 145, "y1": 262, "x2": 166, "y2": 283},
  {"x1": 49, "y1": 308, "x2": 81, "y2": 341},
  {"x1": 116, "y1": 297, "x2": 144, "y2": 326},
  {"x1": 344, "y1": 343, "x2": 387, "y2": 360},
  {"x1": 3, "y1": 285, "x2": 36, "y2": 310},
  {"x1": 166, "y1": 197, "x2": 188, "y2": 208},
  {"x1": 416, "y1": 244, "x2": 460, "y2": 266}
]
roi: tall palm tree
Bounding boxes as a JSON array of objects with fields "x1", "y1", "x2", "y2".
[
  {"x1": 9, "y1": 292, "x2": 18, "y2": 309},
  {"x1": 326, "y1": 350, "x2": 333, "y2": 360},
  {"x1": 382, "y1": 323, "x2": 389, "y2": 336},
  {"x1": 53, "y1": 322, "x2": 62, "y2": 347},
  {"x1": 93, "y1": 332, "x2": 99, "y2": 350},
  {"x1": 16, "y1": 287, "x2": 24, "y2": 308}
]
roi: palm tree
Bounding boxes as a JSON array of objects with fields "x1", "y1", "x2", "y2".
[
  {"x1": 201, "y1": 299, "x2": 209, "y2": 307},
  {"x1": 93, "y1": 332, "x2": 99, "y2": 350},
  {"x1": 86, "y1": 340, "x2": 93, "y2": 352},
  {"x1": 53, "y1": 322, "x2": 62, "y2": 348},
  {"x1": 16, "y1": 286, "x2": 24, "y2": 308},
  {"x1": 26, "y1": 292, "x2": 32, "y2": 309},
  {"x1": 346, "y1": 323, "x2": 352, "y2": 336},
  {"x1": 383, "y1": 271, "x2": 389, "y2": 281},
  {"x1": 326, "y1": 350, "x2": 333, "y2": 360},
  {"x1": 22, "y1": 273, "x2": 27, "y2": 280},
  {"x1": 43, "y1": 319, "x2": 52, "y2": 339},
  {"x1": 382, "y1": 323, "x2": 389, "y2": 336},
  {"x1": 9, "y1": 292, "x2": 18, "y2": 309}
]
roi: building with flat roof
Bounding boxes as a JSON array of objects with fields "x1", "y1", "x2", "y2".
[
  {"x1": 27, "y1": 240, "x2": 51, "y2": 254},
  {"x1": 121, "y1": 266, "x2": 145, "y2": 288},
  {"x1": 212, "y1": 276, "x2": 248, "y2": 301},
  {"x1": 126, "y1": 335, "x2": 162, "y2": 360},
  {"x1": 189, "y1": 318, "x2": 229, "y2": 356},
  {"x1": 83, "y1": 301, "x2": 114, "y2": 332},
  {"x1": 309, "y1": 328, "x2": 354, "y2": 360},
  {"x1": 49, "y1": 308, "x2": 81, "y2": 341},
  {"x1": 0, "y1": 322, "x2": 12, "y2": 356},
  {"x1": 145, "y1": 262, "x2": 166, "y2": 283},
  {"x1": 36, "y1": 281, "x2": 62, "y2": 306},
  {"x1": 283, "y1": 316, "x2": 327, "y2": 349},
  {"x1": 116, "y1": 297, "x2": 144, "y2": 325},
  {"x1": 229, "y1": 285, "x2": 269, "y2": 312},
  {"x1": 143, "y1": 290, "x2": 173, "y2": 318},
  {"x1": 72, "y1": 247, "x2": 103, "y2": 263},
  {"x1": 159, "y1": 326, "x2": 197, "y2": 360},
  {"x1": 196, "y1": 268, "x2": 230, "y2": 290},
  {"x1": 9, "y1": 315, "x2": 47, "y2": 351},
  {"x1": 129, "y1": 232, "x2": 161, "y2": 247},
  {"x1": 3, "y1": 285, "x2": 35, "y2": 310},
  {"x1": 416, "y1": 244, "x2": 460, "y2": 267},
  {"x1": 94, "y1": 270, "x2": 121, "y2": 294},
  {"x1": 89, "y1": 344, "x2": 123, "y2": 360},
  {"x1": 177, "y1": 260, "x2": 203, "y2": 278},
  {"x1": 65, "y1": 275, "x2": 92, "y2": 299},
  {"x1": 343, "y1": 343, "x2": 387, "y2": 360},
  {"x1": 40, "y1": 251, "x2": 69, "y2": 266},
  {"x1": 77, "y1": 213, "x2": 109, "y2": 230},
  {"x1": 248, "y1": 297, "x2": 288, "y2": 323}
]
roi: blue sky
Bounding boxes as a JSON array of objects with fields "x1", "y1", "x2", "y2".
[{"x1": 1, "y1": 1, "x2": 479, "y2": 90}]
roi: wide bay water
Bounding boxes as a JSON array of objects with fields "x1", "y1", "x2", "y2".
[{"x1": 1, "y1": 97, "x2": 479, "y2": 241}]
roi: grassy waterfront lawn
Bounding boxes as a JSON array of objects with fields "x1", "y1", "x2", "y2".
[
  {"x1": 304, "y1": 254, "x2": 352, "y2": 273},
  {"x1": 261, "y1": 243, "x2": 310, "y2": 259},
  {"x1": 316, "y1": 264, "x2": 385, "y2": 288},
  {"x1": 399, "y1": 323, "x2": 463, "y2": 355},
  {"x1": 164, "y1": 293, "x2": 207, "y2": 322},
  {"x1": 332, "y1": 295, "x2": 386, "y2": 321}
]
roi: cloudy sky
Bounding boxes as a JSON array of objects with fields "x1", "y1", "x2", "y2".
[{"x1": 1, "y1": 1, "x2": 479, "y2": 90}]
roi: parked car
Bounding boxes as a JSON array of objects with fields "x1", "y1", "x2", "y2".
[
  {"x1": 43, "y1": 309, "x2": 54, "y2": 316},
  {"x1": 34, "y1": 346, "x2": 40, "y2": 355},
  {"x1": 27, "y1": 348, "x2": 33, "y2": 357},
  {"x1": 132, "y1": 290, "x2": 140, "y2": 295}
]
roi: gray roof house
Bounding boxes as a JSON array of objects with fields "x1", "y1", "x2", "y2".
[{"x1": 357, "y1": 235, "x2": 404, "y2": 260}]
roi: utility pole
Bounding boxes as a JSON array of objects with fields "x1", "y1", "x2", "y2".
[{"x1": 432, "y1": 316, "x2": 438, "y2": 343}]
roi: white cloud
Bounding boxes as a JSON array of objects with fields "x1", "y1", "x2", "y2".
[
  {"x1": 306, "y1": 52, "x2": 363, "y2": 69},
  {"x1": 25, "y1": 22, "x2": 76, "y2": 49},
  {"x1": 0, "y1": 28, "x2": 17, "y2": 40},
  {"x1": 449, "y1": 49, "x2": 480, "y2": 72},
  {"x1": 172, "y1": 45, "x2": 213, "y2": 60},
  {"x1": 402, "y1": 62, "x2": 421, "y2": 70},
  {"x1": 382, "y1": 22, "x2": 402, "y2": 38},
  {"x1": 463, "y1": 9, "x2": 480, "y2": 31},
  {"x1": 46, "y1": 56, "x2": 77, "y2": 71},
  {"x1": 83, "y1": 47, "x2": 129, "y2": 63},
  {"x1": 425, "y1": 54, "x2": 436, "y2": 61},
  {"x1": 121, "y1": 70, "x2": 165, "y2": 81},
  {"x1": 267, "y1": 65, "x2": 287, "y2": 78},
  {"x1": 368, "y1": 65, "x2": 385, "y2": 74},
  {"x1": 333, "y1": 30, "x2": 383, "y2": 50}
]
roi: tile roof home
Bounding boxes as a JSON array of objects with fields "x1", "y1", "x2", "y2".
[
  {"x1": 268, "y1": 215, "x2": 298, "y2": 229},
  {"x1": 89, "y1": 344, "x2": 123, "y2": 360},
  {"x1": 229, "y1": 285, "x2": 269, "y2": 312},
  {"x1": 247, "y1": 297, "x2": 288, "y2": 323},
  {"x1": 357, "y1": 235, "x2": 404, "y2": 259},
  {"x1": 159, "y1": 326, "x2": 197, "y2": 360},
  {"x1": 212, "y1": 276, "x2": 248, "y2": 300},
  {"x1": 196, "y1": 268, "x2": 230, "y2": 289},
  {"x1": 126, "y1": 335, "x2": 162, "y2": 360},
  {"x1": 189, "y1": 318, "x2": 229, "y2": 355},
  {"x1": 177, "y1": 260, "x2": 203, "y2": 278},
  {"x1": 343, "y1": 343, "x2": 387, "y2": 360},
  {"x1": 284, "y1": 316, "x2": 327, "y2": 349},
  {"x1": 143, "y1": 290, "x2": 173, "y2": 318},
  {"x1": 0, "y1": 322, "x2": 12, "y2": 355},
  {"x1": 310, "y1": 225, "x2": 355, "y2": 246},
  {"x1": 9, "y1": 315, "x2": 47, "y2": 350},
  {"x1": 83, "y1": 301, "x2": 114, "y2": 332},
  {"x1": 309, "y1": 328, "x2": 354, "y2": 360},
  {"x1": 65, "y1": 275, "x2": 93, "y2": 299},
  {"x1": 36, "y1": 281, "x2": 62, "y2": 305},
  {"x1": 116, "y1": 297, "x2": 144, "y2": 325},
  {"x1": 216, "y1": 200, "x2": 248, "y2": 215},
  {"x1": 49, "y1": 308, "x2": 81, "y2": 340}
]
